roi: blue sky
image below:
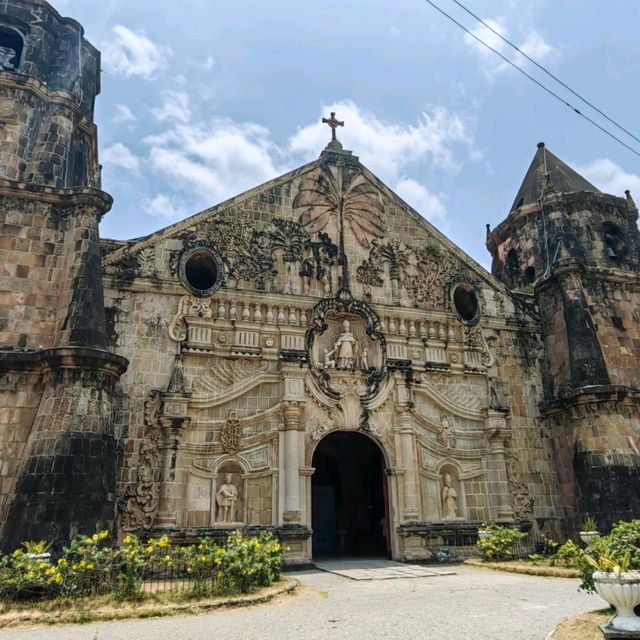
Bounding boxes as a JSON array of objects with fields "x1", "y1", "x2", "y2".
[{"x1": 56, "y1": 0, "x2": 640, "y2": 268}]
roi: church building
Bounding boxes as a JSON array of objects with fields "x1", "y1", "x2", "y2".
[{"x1": 1, "y1": 0, "x2": 640, "y2": 564}]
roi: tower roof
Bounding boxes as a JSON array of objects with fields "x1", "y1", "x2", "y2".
[{"x1": 510, "y1": 142, "x2": 600, "y2": 212}]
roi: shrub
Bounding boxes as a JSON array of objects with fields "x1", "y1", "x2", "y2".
[
  {"x1": 553, "y1": 539, "x2": 583, "y2": 568},
  {"x1": 477, "y1": 523, "x2": 526, "y2": 561},
  {"x1": 579, "y1": 519, "x2": 640, "y2": 593},
  {"x1": 0, "y1": 549, "x2": 62, "y2": 601},
  {"x1": 218, "y1": 531, "x2": 283, "y2": 594}
]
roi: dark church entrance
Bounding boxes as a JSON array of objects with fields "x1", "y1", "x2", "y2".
[{"x1": 311, "y1": 431, "x2": 389, "y2": 558}]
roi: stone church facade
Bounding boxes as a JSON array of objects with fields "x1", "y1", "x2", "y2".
[{"x1": 1, "y1": 0, "x2": 640, "y2": 564}]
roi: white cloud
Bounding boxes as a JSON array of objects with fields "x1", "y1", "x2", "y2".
[
  {"x1": 395, "y1": 178, "x2": 448, "y2": 230},
  {"x1": 102, "y1": 143, "x2": 140, "y2": 172},
  {"x1": 464, "y1": 17, "x2": 554, "y2": 79},
  {"x1": 203, "y1": 55, "x2": 215, "y2": 71},
  {"x1": 574, "y1": 158, "x2": 640, "y2": 198},
  {"x1": 144, "y1": 117, "x2": 280, "y2": 204},
  {"x1": 151, "y1": 90, "x2": 191, "y2": 123},
  {"x1": 112, "y1": 104, "x2": 137, "y2": 124},
  {"x1": 144, "y1": 193, "x2": 185, "y2": 220},
  {"x1": 141, "y1": 97, "x2": 471, "y2": 230},
  {"x1": 101, "y1": 25, "x2": 171, "y2": 79},
  {"x1": 289, "y1": 101, "x2": 469, "y2": 179}
]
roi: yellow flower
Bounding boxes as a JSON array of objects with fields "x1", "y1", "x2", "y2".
[
  {"x1": 159, "y1": 537, "x2": 169, "y2": 549},
  {"x1": 124, "y1": 535, "x2": 133, "y2": 545}
]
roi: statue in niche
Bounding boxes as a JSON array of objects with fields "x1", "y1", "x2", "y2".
[
  {"x1": 441, "y1": 473, "x2": 461, "y2": 520},
  {"x1": 216, "y1": 473, "x2": 239, "y2": 523},
  {"x1": 334, "y1": 319, "x2": 357, "y2": 369},
  {"x1": 323, "y1": 348, "x2": 336, "y2": 369},
  {"x1": 359, "y1": 346, "x2": 369, "y2": 371},
  {"x1": 0, "y1": 46, "x2": 16, "y2": 71}
]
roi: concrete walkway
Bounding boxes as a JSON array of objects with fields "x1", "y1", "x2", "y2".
[{"x1": 0, "y1": 563, "x2": 601, "y2": 640}]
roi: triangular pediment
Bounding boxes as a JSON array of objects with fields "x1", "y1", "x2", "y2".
[{"x1": 102, "y1": 150, "x2": 526, "y2": 319}]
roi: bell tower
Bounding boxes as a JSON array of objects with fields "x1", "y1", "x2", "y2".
[
  {"x1": 0, "y1": 0, "x2": 127, "y2": 551},
  {"x1": 487, "y1": 142, "x2": 640, "y2": 533}
]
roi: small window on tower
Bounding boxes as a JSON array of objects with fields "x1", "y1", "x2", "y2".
[
  {"x1": 0, "y1": 26, "x2": 25, "y2": 72},
  {"x1": 506, "y1": 249, "x2": 519, "y2": 277},
  {"x1": 524, "y1": 266, "x2": 535, "y2": 285}
]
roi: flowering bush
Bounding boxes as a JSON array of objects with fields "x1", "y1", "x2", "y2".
[
  {"x1": 476, "y1": 523, "x2": 526, "y2": 561},
  {"x1": 0, "y1": 530, "x2": 283, "y2": 602},
  {"x1": 218, "y1": 531, "x2": 283, "y2": 594}
]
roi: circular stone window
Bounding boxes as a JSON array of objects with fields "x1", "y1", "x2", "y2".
[
  {"x1": 179, "y1": 245, "x2": 223, "y2": 296},
  {"x1": 453, "y1": 284, "x2": 480, "y2": 324}
]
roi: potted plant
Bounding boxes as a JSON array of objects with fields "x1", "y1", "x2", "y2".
[
  {"x1": 584, "y1": 551, "x2": 640, "y2": 633},
  {"x1": 579, "y1": 516, "x2": 599, "y2": 546}
]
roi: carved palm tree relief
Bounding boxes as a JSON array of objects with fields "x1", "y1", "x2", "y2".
[{"x1": 294, "y1": 163, "x2": 386, "y2": 250}]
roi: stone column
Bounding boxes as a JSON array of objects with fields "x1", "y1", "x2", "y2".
[
  {"x1": 281, "y1": 400, "x2": 304, "y2": 523},
  {"x1": 483, "y1": 409, "x2": 514, "y2": 522}
]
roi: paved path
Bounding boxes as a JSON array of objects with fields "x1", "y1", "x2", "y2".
[
  {"x1": 0, "y1": 564, "x2": 602, "y2": 640},
  {"x1": 315, "y1": 558, "x2": 456, "y2": 580}
]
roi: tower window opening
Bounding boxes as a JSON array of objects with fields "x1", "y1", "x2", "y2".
[
  {"x1": 523, "y1": 266, "x2": 535, "y2": 285},
  {"x1": 0, "y1": 26, "x2": 25, "y2": 72},
  {"x1": 506, "y1": 249, "x2": 519, "y2": 277},
  {"x1": 603, "y1": 223, "x2": 623, "y2": 262}
]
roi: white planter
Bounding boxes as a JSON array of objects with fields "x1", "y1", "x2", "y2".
[
  {"x1": 478, "y1": 531, "x2": 490, "y2": 540},
  {"x1": 579, "y1": 531, "x2": 599, "y2": 545},
  {"x1": 593, "y1": 571, "x2": 640, "y2": 632}
]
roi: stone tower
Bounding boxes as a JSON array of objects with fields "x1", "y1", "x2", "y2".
[
  {"x1": 0, "y1": 0, "x2": 127, "y2": 550},
  {"x1": 487, "y1": 142, "x2": 640, "y2": 533}
]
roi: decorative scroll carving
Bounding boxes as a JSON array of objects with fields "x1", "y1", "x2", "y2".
[
  {"x1": 405, "y1": 244, "x2": 457, "y2": 308},
  {"x1": 294, "y1": 163, "x2": 386, "y2": 248},
  {"x1": 118, "y1": 390, "x2": 163, "y2": 532},
  {"x1": 220, "y1": 410, "x2": 242, "y2": 454},
  {"x1": 505, "y1": 450, "x2": 534, "y2": 521},
  {"x1": 168, "y1": 296, "x2": 213, "y2": 342}
]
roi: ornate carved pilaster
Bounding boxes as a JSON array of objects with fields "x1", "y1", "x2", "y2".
[
  {"x1": 155, "y1": 393, "x2": 191, "y2": 529},
  {"x1": 396, "y1": 408, "x2": 420, "y2": 521}
]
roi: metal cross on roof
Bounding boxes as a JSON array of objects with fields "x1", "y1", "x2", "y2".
[{"x1": 322, "y1": 112, "x2": 344, "y2": 142}]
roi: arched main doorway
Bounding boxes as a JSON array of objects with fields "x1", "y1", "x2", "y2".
[{"x1": 312, "y1": 431, "x2": 390, "y2": 558}]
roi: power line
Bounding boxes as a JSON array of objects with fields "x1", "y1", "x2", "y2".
[
  {"x1": 449, "y1": 0, "x2": 640, "y2": 148},
  {"x1": 423, "y1": 0, "x2": 640, "y2": 159}
]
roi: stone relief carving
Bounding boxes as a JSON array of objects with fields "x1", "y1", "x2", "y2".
[
  {"x1": 168, "y1": 295, "x2": 213, "y2": 342},
  {"x1": 216, "y1": 473, "x2": 239, "y2": 523},
  {"x1": 269, "y1": 219, "x2": 309, "y2": 294},
  {"x1": 294, "y1": 163, "x2": 386, "y2": 248},
  {"x1": 505, "y1": 450, "x2": 534, "y2": 521},
  {"x1": 118, "y1": 390, "x2": 163, "y2": 532},
  {"x1": 299, "y1": 232, "x2": 339, "y2": 295},
  {"x1": 438, "y1": 415, "x2": 456, "y2": 449},
  {"x1": 405, "y1": 245, "x2": 457, "y2": 308},
  {"x1": 220, "y1": 410, "x2": 242, "y2": 454}
]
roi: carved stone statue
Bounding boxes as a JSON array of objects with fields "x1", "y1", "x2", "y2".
[
  {"x1": 438, "y1": 415, "x2": 456, "y2": 449},
  {"x1": 441, "y1": 473, "x2": 460, "y2": 520},
  {"x1": 323, "y1": 348, "x2": 336, "y2": 369},
  {"x1": 0, "y1": 46, "x2": 16, "y2": 71},
  {"x1": 359, "y1": 346, "x2": 369, "y2": 371},
  {"x1": 334, "y1": 319, "x2": 357, "y2": 369},
  {"x1": 216, "y1": 473, "x2": 239, "y2": 523}
]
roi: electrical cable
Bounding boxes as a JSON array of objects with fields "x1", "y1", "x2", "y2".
[
  {"x1": 423, "y1": 0, "x2": 640, "y2": 159},
  {"x1": 449, "y1": 0, "x2": 640, "y2": 148}
]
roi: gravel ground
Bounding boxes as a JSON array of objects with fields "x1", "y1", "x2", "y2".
[{"x1": 0, "y1": 563, "x2": 601, "y2": 640}]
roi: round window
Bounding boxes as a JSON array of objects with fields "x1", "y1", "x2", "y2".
[
  {"x1": 453, "y1": 284, "x2": 479, "y2": 323},
  {"x1": 179, "y1": 246, "x2": 223, "y2": 296}
]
